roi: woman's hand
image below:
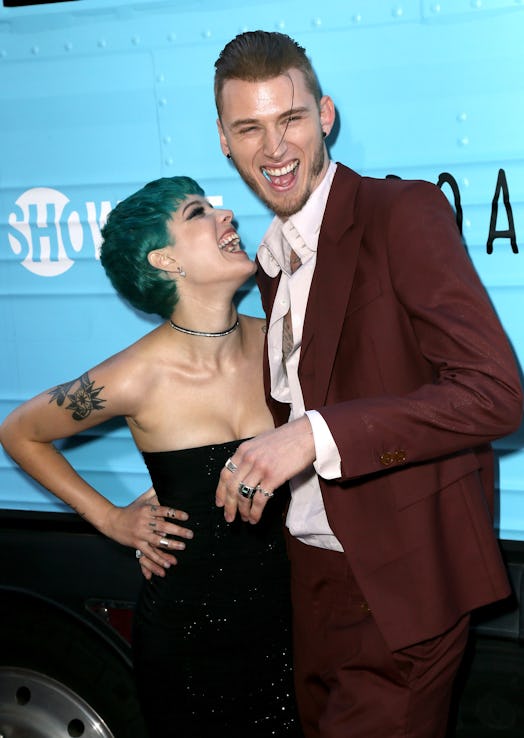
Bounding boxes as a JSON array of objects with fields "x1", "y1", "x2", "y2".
[{"x1": 102, "y1": 488, "x2": 193, "y2": 579}]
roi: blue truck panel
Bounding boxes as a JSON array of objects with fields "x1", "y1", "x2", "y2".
[
  {"x1": 0, "y1": 3, "x2": 523, "y2": 736},
  {"x1": 1, "y1": 0, "x2": 522, "y2": 531}
]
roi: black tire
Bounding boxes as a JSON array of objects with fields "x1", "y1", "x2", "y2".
[
  {"x1": 449, "y1": 636, "x2": 524, "y2": 737},
  {"x1": 0, "y1": 593, "x2": 148, "y2": 738}
]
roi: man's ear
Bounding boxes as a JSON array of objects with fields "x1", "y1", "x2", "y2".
[
  {"x1": 217, "y1": 118, "x2": 230, "y2": 157},
  {"x1": 319, "y1": 95, "x2": 336, "y2": 137}
]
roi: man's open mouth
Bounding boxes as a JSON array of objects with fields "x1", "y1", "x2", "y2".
[{"x1": 262, "y1": 159, "x2": 299, "y2": 187}]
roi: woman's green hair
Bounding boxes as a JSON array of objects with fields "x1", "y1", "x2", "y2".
[{"x1": 100, "y1": 176, "x2": 205, "y2": 318}]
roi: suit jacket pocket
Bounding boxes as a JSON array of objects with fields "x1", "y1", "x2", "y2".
[{"x1": 394, "y1": 451, "x2": 481, "y2": 511}]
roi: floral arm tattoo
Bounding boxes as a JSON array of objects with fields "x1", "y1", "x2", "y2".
[{"x1": 48, "y1": 372, "x2": 106, "y2": 421}]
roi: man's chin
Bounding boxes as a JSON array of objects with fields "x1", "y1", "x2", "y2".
[
  {"x1": 234, "y1": 164, "x2": 306, "y2": 217},
  {"x1": 254, "y1": 181, "x2": 306, "y2": 218}
]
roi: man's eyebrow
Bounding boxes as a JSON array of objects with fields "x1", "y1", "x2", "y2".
[
  {"x1": 229, "y1": 106, "x2": 310, "y2": 130},
  {"x1": 229, "y1": 117, "x2": 259, "y2": 131}
]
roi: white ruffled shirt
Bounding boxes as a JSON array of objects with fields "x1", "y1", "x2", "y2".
[{"x1": 257, "y1": 161, "x2": 344, "y2": 552}]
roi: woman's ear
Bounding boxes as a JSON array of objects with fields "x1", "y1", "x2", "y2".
[{"x1": 148, "y1": 249, "x2": 177, "y2": 272}]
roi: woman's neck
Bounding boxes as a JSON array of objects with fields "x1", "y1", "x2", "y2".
[{"x1": 170, "y1": 293, "x2": 239, "y2": 333}]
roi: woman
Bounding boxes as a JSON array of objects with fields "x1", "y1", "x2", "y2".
[{"x1": 0, "y1": 176, "x2": 301, "y2": 737}]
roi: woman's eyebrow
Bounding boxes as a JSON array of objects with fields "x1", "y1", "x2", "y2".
[{"x1": 181, "y1": 199, "x2": 203, "y2": 215}]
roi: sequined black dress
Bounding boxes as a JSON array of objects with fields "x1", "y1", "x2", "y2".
[{"x1": 132, "y1": 440, "x2": 302, "y2": 738}]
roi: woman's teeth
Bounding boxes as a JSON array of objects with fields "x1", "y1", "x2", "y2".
[{"x1": 218, "y1": 233, "x2": 240, "y2": 252}]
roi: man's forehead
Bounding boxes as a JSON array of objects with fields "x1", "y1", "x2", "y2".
[{"x1": 220, "y1": 70, "x2": 313, "y2": 117}]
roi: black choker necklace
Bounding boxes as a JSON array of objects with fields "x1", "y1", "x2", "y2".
[{"x1": 168, "y1": 318, "x2": 239, "y2": 338}]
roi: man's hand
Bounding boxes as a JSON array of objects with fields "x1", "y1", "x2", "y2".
[{"x1": 216, "y1": 416, "x2": 315, "y2": 524}]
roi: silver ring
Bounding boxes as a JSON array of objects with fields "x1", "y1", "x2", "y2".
[
  {"x1": 135, "y1": 549, "x2": 143, "y2": 559},
  {"x1": 225, "y1": 457, "x2": 239, "y2": 473},
  {"x1": 238, "y1": 483, "x2": 257, "y2": 500},
  {"x1": 256, "y1": 486, "x2": 274, "y2": 499},
  {"x1": 159, "y1": 537, "x2": 169, "y2": 548}
]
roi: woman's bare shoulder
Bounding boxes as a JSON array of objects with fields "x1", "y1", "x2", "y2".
[{"x1": 92, "y1": 324, "x2": 170, "y2": 392}]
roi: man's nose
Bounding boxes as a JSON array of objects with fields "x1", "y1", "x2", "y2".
[{"x1": 262, "y1": 127, "x2": 287, "y2": 159}]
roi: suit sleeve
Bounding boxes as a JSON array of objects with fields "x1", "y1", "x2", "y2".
[{"x1": 318, "y1": 180, "x2": 523, "y2": 482}]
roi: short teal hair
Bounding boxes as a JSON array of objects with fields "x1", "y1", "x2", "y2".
[{"x1": 100, "y1": 176, "x2": 205, "y2": 318}]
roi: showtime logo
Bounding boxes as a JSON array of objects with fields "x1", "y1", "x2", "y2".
[
  {"x1": 8, "y1": 187, "x2": 224, "y2": 277},
  {"x1": 8, "y1": 187, "x2": 112, "y2": 277}
]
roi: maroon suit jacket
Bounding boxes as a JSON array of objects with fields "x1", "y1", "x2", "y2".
[{"x1": 256, "y1": 163, "x2": 523, "y2": 651}]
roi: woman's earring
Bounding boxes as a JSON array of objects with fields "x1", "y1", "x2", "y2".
[{"x1": 176, "y1": 267, "x2": 186, "y2": 278}]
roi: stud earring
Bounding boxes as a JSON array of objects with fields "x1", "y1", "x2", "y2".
[
  {"x1": 322, "y1": 131, "x2": 327, "y2": 138},
  {"x1": 226, "y1": 153, "x2": 231, "y2": 159},
  {"x1": 176, "y1": 267, "x2": 186, "y2": 278}
]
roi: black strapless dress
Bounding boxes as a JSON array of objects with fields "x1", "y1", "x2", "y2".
[{"x1": 132, "y1": 440, "x2": 302, "y2": 738}]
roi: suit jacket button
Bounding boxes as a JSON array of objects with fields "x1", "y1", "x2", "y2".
[{"x1": 380, "y1": 452, "x2": 393, "y2": 466}]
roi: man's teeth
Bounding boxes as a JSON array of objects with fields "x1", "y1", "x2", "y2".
[
  {"x1": 262, "y1": 160, "x2": 298, "y2": 180},
  {"x1": 218, "y1": 233, "x2": 240, "y2": 252}
]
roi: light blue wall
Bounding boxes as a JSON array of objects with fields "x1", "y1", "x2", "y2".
[{"x1": 0, "y1": 0, "x2": 523, "y2": 537}]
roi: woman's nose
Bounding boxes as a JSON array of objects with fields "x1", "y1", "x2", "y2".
[{"x1": 218, "y1": 208, "x2": 233, "y2": 222}]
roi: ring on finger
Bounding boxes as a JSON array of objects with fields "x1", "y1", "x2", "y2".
[
  {"x1": 238, "y1": 482, "x2": 257, "y2": 500},
  {"x1": 159, "y1": 537, "x2": 169, "y2": 548},
  {"x1": 135, "y1": 549, "x2": 143, "y2": 559},
  {"x1": 256, "y1": 485, "x2": 274, "y2": 499},
  {"x1": 225, "y1": 457, "x2": 239, "y2": 473}
]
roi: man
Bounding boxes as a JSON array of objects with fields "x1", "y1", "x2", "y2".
[{"x1": 213, "y1": 30, "x2": 523, "y2": 738}]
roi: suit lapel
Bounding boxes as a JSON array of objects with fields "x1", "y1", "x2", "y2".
[
  {"x1": 256, "y1": 261, "x2": 281, "y2": 403},
  {"x1": 300, "y1": 165, "x2": 364, "y2": 408}
]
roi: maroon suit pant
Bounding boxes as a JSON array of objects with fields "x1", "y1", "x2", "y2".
[{"x1": 287, "y1": 534, "x2": 469, "y2": 738}]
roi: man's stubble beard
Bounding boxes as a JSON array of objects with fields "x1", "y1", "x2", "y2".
[{"x1": 231, "y1": 139, "x2": 327, "y2": 219}]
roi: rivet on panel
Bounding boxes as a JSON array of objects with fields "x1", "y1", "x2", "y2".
[
  {"x1": 0, "y1": 50, "x2": 7, "y2": 59},
  {"x1": 312, "y1": 17, "x2": 322, "y2": 27},
  {"x1": 464, "y1": 218, "x2": 471, "y2": 229},
  {"x1": 457, "y1": 112, "x2": 468, "y2": 122},
  {"x1": 97, "y1": 39, "x2": 107, "y2": 49},
  {"x1": 392, "y1": 6, "x2": 404, "y2": 18},
  {"x1": 163, "y1": 135, "x2": 172, "y2": 144},
  {"x1": 470, "y1": 0, "x2": 482, "y2": 8},
  {"x1": 131, "y1": 36, "x2": 140, "y2": 46},
  {"x1": 167, "y1": 32, "x2": 176, "y2": 42},
  {"x1": 462, "y1": 178, "x2": 470, "y2": 187},
  {"x1": 276, "y1": 20, "x2": 286, "y2": 30},
  {"x1": 156, "y1": 73, "x2": 165, "y2": 83},
  {"x1": 352, "y1": 14, "x2": 362, "y2": 23},
  {"x1": 430, "y1": 3, "x2": 441, "y2": 12},
  {"x1": 165, "y1": 157, "x2": 174, "y2": 166},
  {"x1": 158, "y1": 98, "x2": 168, "y2": 107},
  {"x1": 202, "y1": 29, "x2": 212, "y2": 38},
  {"x1": 31, "y1": 46, "x2": 39, "y2": 55},
  {"x1": 458, "y1": 136, "x2": 469, "y2": 147},
  {"x1": 64, "y1": 42, "x2": 73, "y2": 52}
]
